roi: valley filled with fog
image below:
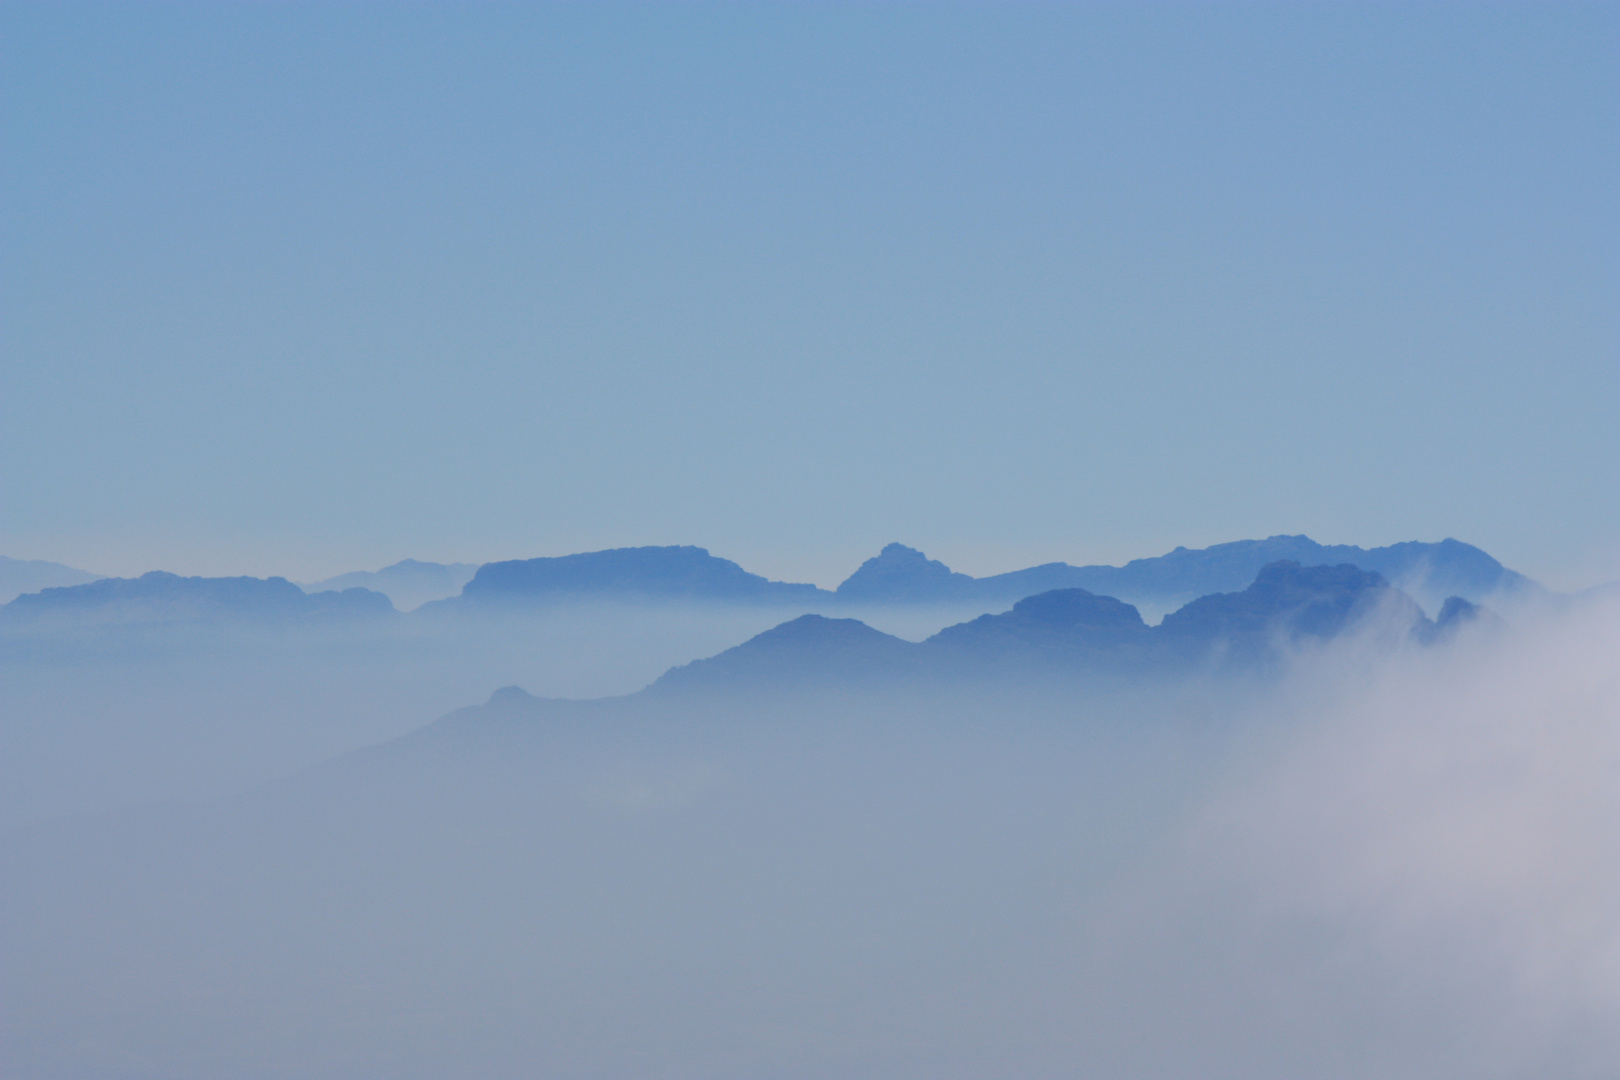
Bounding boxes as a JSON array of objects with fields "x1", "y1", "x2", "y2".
[
  {"x1": 0, "y1": 537, "x2": 1541, "y2": 828},
  {"x1": 3, "y1": 542, "x2": 1617, "y2": 1079}
]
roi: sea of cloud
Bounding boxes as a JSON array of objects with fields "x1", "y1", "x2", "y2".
[{"x1": 2, "y1": 592, "x2": 1616, "y2": 1078}]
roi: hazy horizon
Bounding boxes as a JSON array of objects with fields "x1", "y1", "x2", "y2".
[
  {"x1": 3, "y1": 4, "x2": 1615, "y2": 1078},
  {"x1": 7, "y1": 529, "x2": 1616, "y2": 598},
  {"x1": 6, "y1": 586, "x2": 1616, "y2": 1078},
  {"x1": 4, "y1": 2, "x2": 1615, "y2": 591}
]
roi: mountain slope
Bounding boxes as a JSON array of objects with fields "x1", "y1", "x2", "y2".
[
  {"x1": 1, "y1": 571, "x2": 395, "y2": 624},
  {"x1": 835, "y1": 543, "x2": 979, "y2": 602},
  {"x1": 302, "y1": 559, "x2": 479, "y2": 611},
  {"x1": 647, "y1": 561, "x2": 1450, "y2": 691},
  {"x1": 652, "y1": 614, "x2": 922, "y2": 692},
  {"x1": 0, "y1": 556, "x2": 103, "y2": 604}
]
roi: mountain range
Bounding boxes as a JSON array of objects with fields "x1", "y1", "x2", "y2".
[
  {"x1": 1, "y1": 535, "x2": 1537, "y2": 624},
  {"x1": 831, "y1": 536, "x2": 1534, "y2": 610},
  {"x1": 435, "y1": 534, "x2": 1532, "y2": 614},
  {"x1": 0, "y1": 560, "x2": 1594, "y2": 1080},
  {"x1": 649, "y1": 561, "x2": 1480, "y2": 693},
  {"x1": 0, "y1": 547, "x2": 1598, "y2": 1080},
  {"x1": 0, "y1": 571, "x2": 394, "y2": 625}
]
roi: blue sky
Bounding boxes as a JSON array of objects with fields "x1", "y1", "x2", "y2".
[{"x1": 3, "y1": 2, "x2": 1615, "y2": 588}]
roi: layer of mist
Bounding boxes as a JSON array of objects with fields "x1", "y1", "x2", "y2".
[
  {"x1": 4, "y1": 592, "x2": 1615, "y2": 1079},
  {"x1": 0, "y1": 599, "x2": 1002, "y2": 829},
  {"x1": 0, "y1": 536, "x2": 1541, "y2": 830}
]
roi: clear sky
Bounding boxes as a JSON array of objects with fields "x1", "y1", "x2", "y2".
[{"x1": 3, "y1": 2, "x2": 1616, "y2": 589}]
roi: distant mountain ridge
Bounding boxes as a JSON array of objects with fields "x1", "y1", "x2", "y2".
[
  {"x1": 653, "y1": 613, "x2": 922, "y2": 691},
  {"x1": 438, "y1": 546, "x2": 829, "y2": 609},
  {"x1": 1, "y1": 571, "x2": 394, "y2": 624},
  {"x1": 3, "y1": 536, "x2": 1538, "y2": 624},
  {"x1": 0, "y1": 556, "x2": 103, "y2": 605},
  {"x1": 302, "y1": 559, "x2": 479, "y2": 611},
  {"x1": 835, "y1": 536, "x2": 1534, "y2": 610},
  {"x1": 438, "y1": 536, "x2": 1535, "y2": 613},
  {"x1": 652, "y1": 561, "x2": 1481, "y2": 693}
]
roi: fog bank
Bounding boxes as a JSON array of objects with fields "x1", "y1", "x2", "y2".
[
  {"x1": 0, "y1": 599, "x2": 1006, "y2": 829},
  {"x1": 3, "y1": 597, "x2": 1616, "y2": 1078}
]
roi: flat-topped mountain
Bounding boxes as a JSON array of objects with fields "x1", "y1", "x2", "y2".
[
  {"x1": 302, "y1": 559, "x2": 479, "y2": 611},
  {"x1": 0, "y1": 556, "x2": 103, "y2": 605},
  {"x1": 1, "y1": 571, "x2": 395, "y2": 624},
  {"x1": 440, "y1": 545, "x2": 830, "y2": 609}
]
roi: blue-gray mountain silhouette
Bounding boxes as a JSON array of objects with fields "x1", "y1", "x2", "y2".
[
  {"x1": 423, "y1": 536, "x2": 1533, "y2": 613},
  {"x1": 837, "y1": 537, "x2": 1535, "y2": 609},
  {"x1": 1412, "y1": 595, "x2": 1503, "y2": 644},
  {"x1": 653, "y1": 562, "x2": 1466, "y2": 691},
  {"x1": 1, "y1": 571, "x2": 395, "y2": 623},
  {"x1": 835, "y1": 543, "x2": 978, "y2": 602},
  {"x1": 654, "y1": 614, "x2": 923, "y2": 691},
  {"x1": 924, "y1": 588, "x2": 1153, "y2": 668},
  {"x1": 0, "y1": 556, "x2": 103, "y2": 605},
  {"x1": 442, "y1": 545, "x2": 829, "y2": 608},
  {"x1": 1156, "y1": 561, "x2": 1420, "y2": 641},
  {"x1": 302, "y1": 559, "x2": 479, "y2": 611},
  {"x1": 2, "y1": 538, "x2": 1537, "y2": 628}
]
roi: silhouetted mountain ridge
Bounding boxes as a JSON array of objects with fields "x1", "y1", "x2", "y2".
[
  {"x1": 1156, "y1": 561, "x2": 1419, "y2": 642},
  {"x1": 839, "y1": 536, "x2": 1535, "y2": 609},
  {"x1": 1, "y1": 571, "x2": 395, "y2": 623},
  {"x1": 2, "y1": 537, "x2": 1539, "y2": 630},
  {"x1": 835, "y1": 543, "x2": 977, "y2": 601},
  {"x1": 925, "y1": 588, "x2": 1153, "y2": 668},
  {"x1": 648, "y1": 561, "x2": 1470, "y2": 692},
  {"x1": 302, "y1": 559, "x2": 478, "y2": 611},
  {"x1": 0, "y1": 556, "x2": 103, "y2": 605},
  {"x1": 429, "y1": 536, "x2": 1535, "y2": 612},
  {"x1": 654, "y1": 614, "x2": 921, "y2": 691}
]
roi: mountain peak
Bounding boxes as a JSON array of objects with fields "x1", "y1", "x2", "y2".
[
  {"x1": 487, "y1": 685, "x2": 538, "y2": 706},
  {"x1": 652, "y1": 614, "x2": 918, "y2": 692},
  {"x1": 835, "y1": 543, "x2": 976, "y2": 601},
  {"x1": 1008, "y1": 588, "x2": 1148, "y2": 630},
  {"x1": 1157, "y1": 560, "x2": 1420, "y2": 643}
]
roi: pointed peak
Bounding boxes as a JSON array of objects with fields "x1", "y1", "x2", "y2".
[
  {"x1": 879, "y1": 542, "x2": 926, "y2": 557},
  {"x1": 751, "y1": 612, "x2": 893, "y2": 644},
  {"x1": 649, "y1": 613, "x2": 914, "y2": 693},
  {"x1": 836, "y1": 543, "x2": 973, "y2": 600}
]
